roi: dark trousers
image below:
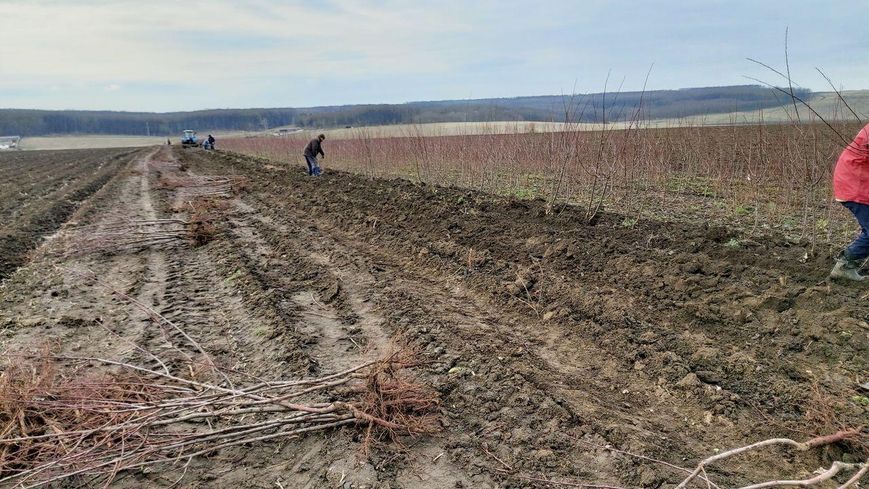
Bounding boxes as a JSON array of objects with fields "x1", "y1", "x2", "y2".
[
  {"x1": 304, "y1": 155, "x2": 320, "y2": 176},
  {"x1": 843, "y1": 201, "x2": 869, "y2": 260}
]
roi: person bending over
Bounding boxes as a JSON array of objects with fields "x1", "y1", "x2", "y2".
[{"x1": 303, "y1": 134, "x2": 326, "y2": 176}]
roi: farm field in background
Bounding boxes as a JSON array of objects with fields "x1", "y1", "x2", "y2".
[
  {"x1": 15, "y1": 132, "x2": 249, "y2": 151},
  {"x1": 272, "y1": 120, "x2": 631, "y2": 139},
  {"x1": 676, "y1": 90, "x2": 869, "y2": 125},
  {"x1": 17, "y1": 135, "x2": 168, "y2": 150}
]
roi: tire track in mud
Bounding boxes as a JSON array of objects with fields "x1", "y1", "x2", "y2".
[
  {"x1": 2, "y1": 147, "x2": 174, "y2": 369},
  {"x1": 124, "y1": 149, "x2": 174, "y2": 370},
  {"x1": 220, "y1": 199, "x2": 492, "y2": 488},
  {"x1": 182, "y1": 152, "x2": 710, "y2": 486},
  {"x1": 238, "y1": 208, "x2": 390, "y2": 370},
  {"x1": 169, "y1": 150, "x2": 487, "y2": 486},
  {"x1": 133, "y1": 149, "x2": 267, "y2": 380},
  {"x1": 0, "y1": 149, "x2": 137, "y2": 281},
  {"x1": 179, "y1": 150, "x2": 868, "y2": 488},
  {"x1": 133, "y1": 152, "x2": 422, "y2": 488},
  {"x1": 255, "y1": 199, "x2": 714, "y2": 486},
  {"x1": 66, "y1": 148, "x2": 370, "y2": 488}
]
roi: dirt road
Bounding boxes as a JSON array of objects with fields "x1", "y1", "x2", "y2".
[{"x1": 1, "y1": 147, "x2": 865, "y2": 488}]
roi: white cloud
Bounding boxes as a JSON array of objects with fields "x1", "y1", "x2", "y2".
[
  {"x1": 0, "y1": 0, "x2": 866, "y2": 111},
  {"x1": 0, "y1": 1, "x2": 482, "y2": 84}
]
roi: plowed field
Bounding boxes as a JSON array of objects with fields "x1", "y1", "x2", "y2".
[
  {"x1": 0, "y1": 147, "x2": 865, "y2": 488},
  {"x1": 0, "y1": 148, "x2": 140, "y2": 280}
]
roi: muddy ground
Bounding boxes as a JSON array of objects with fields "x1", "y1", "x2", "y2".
[
  {"x1": 0, "y1": 148, "x2": 140, "y2": 280},
  {"x1": 0, "y1": 146, "x2": 866, "y2": 488}
]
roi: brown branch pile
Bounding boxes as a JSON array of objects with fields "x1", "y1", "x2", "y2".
[
  {"x1": 157, "y1": 175, "x2": 247, "y2": 199},
  {"x1": 54, "y1": 219, "x2": 188, "y2": 257},
  {"x1": 146, "y1": 156, "x2": 181, "y2": 174},
  {"x1": 53, "y1": 191, "x2": 237, "y2": 254},
  {"x1": 0, "y1": 351, "x2": 438, "y2": 488}
]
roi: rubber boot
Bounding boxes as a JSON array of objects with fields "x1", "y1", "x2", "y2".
[{"x1": 829, "y1": 254, "x2": 865, "y2": 282}]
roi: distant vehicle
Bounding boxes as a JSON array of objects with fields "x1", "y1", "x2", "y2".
[
  {"x1": 0, "y1": 136, "x2": 20, "y2": 151},
  {"x1": 271, "y1": 127, "x2": 302, "y2": 136},
  {"x1": 181, "y1": 130, "x2": 199, "y2": 148}
]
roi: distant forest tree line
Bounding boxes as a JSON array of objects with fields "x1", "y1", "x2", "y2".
[{"x1": 0, "y1": 85, "x2": 810, "y2": 137}]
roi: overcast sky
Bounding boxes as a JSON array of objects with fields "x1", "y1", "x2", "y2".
[{"x1": 1, "y1": 0, "x2": 866, "y2": 112}]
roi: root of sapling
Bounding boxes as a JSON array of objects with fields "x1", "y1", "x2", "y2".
[
  {"x1": 187, "y1": 197, "x2": 230, "y2": 246},
  {"x1": 352, "y1": 350, "x2": 440, "y2": 454}
]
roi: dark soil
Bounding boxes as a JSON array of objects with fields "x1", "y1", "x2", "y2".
[
  {"x1": 0, "y1": 146, "x2": 865, "y2": 488},
  {"x1": 0, "y1": 148, "x2": 140, "y2": 279}
]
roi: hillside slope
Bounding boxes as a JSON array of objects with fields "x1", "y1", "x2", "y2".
[{"x1": 5, "y1": 85, "x2": 857, "y2": 137}]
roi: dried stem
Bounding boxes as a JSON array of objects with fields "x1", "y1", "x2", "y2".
[
  {"x1": 0, "y1": 349, "x2": 437, "y2": 488},
  {"x1": 676, "y1": 429, "x2": 864, "y2": 489}
]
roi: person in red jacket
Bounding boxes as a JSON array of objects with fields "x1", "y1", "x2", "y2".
[{"x1": 831, "y1": 124, "x2": 869, "y2": 281}]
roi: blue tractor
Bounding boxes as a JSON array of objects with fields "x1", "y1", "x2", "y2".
[{"x1": 181, "y1": 130, "x2": 199, "y2": 148}]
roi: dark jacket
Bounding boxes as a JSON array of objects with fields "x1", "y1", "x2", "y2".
[{"x1": 303, "y1": 138, "x2": 324, "y2": 157}]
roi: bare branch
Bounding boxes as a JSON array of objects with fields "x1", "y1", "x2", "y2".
[{"x1": 676, "y1": 430, "x2": 863, "y2": 489}]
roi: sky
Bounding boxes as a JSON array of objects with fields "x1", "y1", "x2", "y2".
[{"x1": 1, "y1": 0, "x2": 867, "y2": 112}]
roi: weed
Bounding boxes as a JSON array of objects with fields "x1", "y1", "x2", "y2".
[
  {"x1": 224, "y1": 268, "x2": 243, "y2": 283},
  {"x1": 513, "y1": 188, "x2": 534, "y2": 199},
  {"x1": 725, "y1": 238, "x2": 741, "y2": 248},
  {"x1": 816, "y1": 218, "x2": 829, "y2": 231},
  {"x1": 734, "y1": 204, "x2": 754, "y2": 216},
  {"x1": 621, "y1": 218, "x2": 638, "y2": 228}
]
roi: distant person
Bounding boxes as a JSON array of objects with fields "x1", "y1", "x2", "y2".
[
  {"x1": 207, "y1": 134, "x2": 215, "y2": 149},
  {"x1": 830, "y1": 123, "x2": 869, "y2": 281},
  {"x1": 303, "y1": 134, "x2": 326, "y2": 176},
  {"x1": 167, "y1": 138, "x2": 171, "y2": 145}
]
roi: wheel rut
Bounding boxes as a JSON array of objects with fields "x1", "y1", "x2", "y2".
[
  {"x1": 5, "y1": 146, "x2": 861, "y2": 489},
  {"x1": 227, "y1": 175, "x2": 806, "y2": 486}
]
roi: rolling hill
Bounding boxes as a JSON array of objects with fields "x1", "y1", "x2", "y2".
[{"x1": 5, "y1": 85, "x2": 866, "y2": 138}]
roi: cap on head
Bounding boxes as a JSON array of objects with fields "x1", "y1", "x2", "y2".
[{"x1": 318, "y1": 134, "x2": 326, "y2": 140}]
